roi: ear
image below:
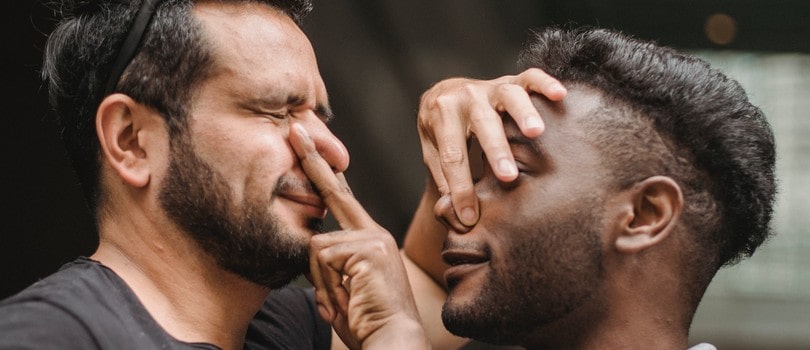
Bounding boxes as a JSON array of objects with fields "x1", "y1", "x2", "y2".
[
  {"x1": 614, "y1": 176, "x2": 683, "y2": 254},
  {"x1": 95, "y1": 94, "x2": 161, "y2": 188}
]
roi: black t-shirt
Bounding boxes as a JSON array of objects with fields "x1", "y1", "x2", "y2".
[{"x1": 0, "y1": 257, "x2": 331, "y2": 349}]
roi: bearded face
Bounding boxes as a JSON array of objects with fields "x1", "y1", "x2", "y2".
[
  {"x1": 441, "y1": 193, "x2": 605, "y2": 345},
  {"x1": 439, "y1": 90, "x2": 612, "y2": 346},
  {"x1": 159, "y1": 133, "x2": 322, "y2": 288}
]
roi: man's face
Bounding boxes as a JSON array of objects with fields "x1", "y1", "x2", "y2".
[
  {"x1": 158, "y1": 3, "x2": 347, "y2": 288},
  {"x1": 439, "y1": 89, "x2": 611, "y2": 345}
]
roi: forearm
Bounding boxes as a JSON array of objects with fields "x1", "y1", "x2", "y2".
[
  {"x1": 401, "y1": 179, "x2": 469, "y2": 350},
  {"x1": 402, "y1": 177, "x2": 450, "y2": 289},
  {"x1": 360, "y1": 318, "x2": 430, "y2": 350}
]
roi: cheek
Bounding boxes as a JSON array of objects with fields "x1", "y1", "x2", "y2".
[{"x1": 194, "y1": 125, "x2": 298, "y2": 188}]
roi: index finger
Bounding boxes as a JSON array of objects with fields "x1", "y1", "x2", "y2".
[{"x1": 289, "y1": 123, "x2": 377, "y2": 230}]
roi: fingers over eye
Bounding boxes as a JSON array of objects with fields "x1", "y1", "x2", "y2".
[
  {"x1": 490, "y1": 83, "x2": 544, "y2": 139},
  {"x1": 514, "y1": 67, "x2": 567, "y2": 101}
]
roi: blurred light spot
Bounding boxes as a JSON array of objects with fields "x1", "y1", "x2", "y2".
[{"x1": 705, "y1": 13, "x2": 737, "y2": 45}]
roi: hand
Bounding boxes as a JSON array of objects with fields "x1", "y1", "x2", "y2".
[
  {"x1": 417, "y1": 68, "x2": 566, "y2": 226},
  {"x1": 289, "y1": 124, "x2": 429, "y2": 350}
]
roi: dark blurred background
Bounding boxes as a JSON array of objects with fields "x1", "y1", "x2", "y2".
[{"x1": 3, "y1": 1, "x2": 809, "y2": 349}]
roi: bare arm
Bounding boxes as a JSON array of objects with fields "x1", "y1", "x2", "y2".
[{"x1": 290, "y1": 123, "x2": 429, "y2": 350}]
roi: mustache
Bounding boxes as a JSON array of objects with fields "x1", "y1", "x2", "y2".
[
  {"x1": 442, "y1": 239, "x2": 489, "y2": 254},
  {"x1": 274, "y1": 174, "x2": 318, "y2": 196}
]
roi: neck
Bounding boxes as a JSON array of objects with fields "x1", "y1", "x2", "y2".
[
  {"x1": 522, "y1": 270, "x2": 690, "y2": 350},
  {"x1": 93, "y1": 206, "x2": 270, "y2": 350}
]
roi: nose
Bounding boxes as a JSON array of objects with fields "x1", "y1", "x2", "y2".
[
  {"x1": 434, "y1": 193, "x2": 473, "y2": 234},
  {"x1": 296, "y1": 114, "x2": 350, "y2": 173}
]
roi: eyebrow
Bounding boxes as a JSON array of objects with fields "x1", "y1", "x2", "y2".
[
  {"x1": 313, "y1": 103, "x2": 334, "y2": 123},
  {"x1": 285, "y1": 94, "x2": 334, "y2": 122},
  {"x1": 246, "y1": 95, "x2": 335, "y2": 123}
]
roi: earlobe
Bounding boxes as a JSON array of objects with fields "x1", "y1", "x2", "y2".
[
  {"x1": 96, "y1": 94, "x2": 153, "y2": 188},
  {"x1": 614, "y1": 176, "x2": 683, "y2": 254}
]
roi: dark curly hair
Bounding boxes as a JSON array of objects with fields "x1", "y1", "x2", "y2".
[
  {"x1": 517, "y1": 27, "x2": 777, "y2": 274},
  {"x1": 41, "y1": 0, "x2": 313, "y2": 216}
]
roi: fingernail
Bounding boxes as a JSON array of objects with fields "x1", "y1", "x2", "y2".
[
  {"x1": 551, "y1": 83, "x2": 567, "y2": 95},
  {"x1": 461, "y1": 207, "x2": 477, "y2": 226},
  {"x1": 525, "y1": 116, "x2": 542, "y2": 130},
  {"x1": 498, "y1": 158, "x2": 517, "y2": 177}
]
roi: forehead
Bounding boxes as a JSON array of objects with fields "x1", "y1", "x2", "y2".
[
  {"x1": 193, "y1": 2, "x2": 326, "y2": 100},
  {"x1": 506, "y1": 86, "x2": 604, "y2": 149}
]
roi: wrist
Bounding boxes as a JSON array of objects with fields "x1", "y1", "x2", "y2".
[{"x1": 361, "y1": 318, "x2": 430, "y2": 350}]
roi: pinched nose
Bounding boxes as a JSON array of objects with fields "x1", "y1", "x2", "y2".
[
  {"x1": 295, "y1": 114, "x2": 350, "y2": 173},
  {"x1": 310, "y1": 127, "x2": 349, "y2": 172},
  {"x1": 434, "y1": 193, "x2": 472, "y2": 234}
]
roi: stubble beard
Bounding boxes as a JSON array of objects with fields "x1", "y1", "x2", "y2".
[
  {"x1": 159, "y1": 133, "x2": 321, "y2": 289},
  {"x1": 441, "y1": 197, "x2": 606, "y2": 346}
]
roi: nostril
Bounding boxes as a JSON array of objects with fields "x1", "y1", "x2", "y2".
[{"x1": 434, "y1": 194, "x2": 472, "y2": 233}]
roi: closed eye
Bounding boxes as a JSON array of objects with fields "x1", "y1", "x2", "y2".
[{"x1": 266, "y1": 111, "x2": 289, "y2": 120}]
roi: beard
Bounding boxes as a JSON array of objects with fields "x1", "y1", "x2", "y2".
[
  {"x1": 159, "y1": 133, "x2": 322, "y2": 289},
  {"x1": 441, "y1": 195, "x2": 606, "y2": 346}
]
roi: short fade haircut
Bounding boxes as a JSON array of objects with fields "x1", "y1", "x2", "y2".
[
  {"x1": 41, "y1": 0, "x2": 313, "y2": 215},
  {"x1": 517, "y1": 27, "x2": 776, "y2": 275}
]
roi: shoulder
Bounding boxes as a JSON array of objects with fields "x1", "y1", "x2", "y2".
[
  {"x1": 0, "y1": 258, "x2": 188, "y2": 349},
  {"x1": 1, "y1": 258, "x2": 127, "y2": 313},
  {"x1": 688, "y1": 343, "x2": 717, "y2": 350},
  {"x1": 0, "y1": 301, "x2": 99, "y2": 349},
  {"x1": 0, "y1": 259, "x2": 113, "y2": 349}
]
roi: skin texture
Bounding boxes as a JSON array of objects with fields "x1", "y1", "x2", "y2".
[
  {"x1": 38, "y1": 0, "x2": 577, "y2": 348},
  {"x1": 289, "y1": 124, "x2": 430, "y2": 349},
  {"x1": 90, "y1": 2, "x2": 560, "y2": 349},
  {"x1": 92, "y1": 3, "x2": 348, "y2": 348},
  {"x1": 157, "y1": 2, "x2": 346, "y2": 289},
  {"x1": 408, "y1": 27, "x2": 774, "y2": 350},
  {"x1": 423, "y1": 87, "x2": 690, "y2": 349},
  {"x1": 417, "y1": 69, "x2": 567, "y2": 227},
  {"x1": 435, "y1": 89, "x2": 611, "y2": 347}
]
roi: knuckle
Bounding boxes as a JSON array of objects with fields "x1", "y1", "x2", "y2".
[
  {"x1": 316, "y1": 249, "x2": 330, "y2": 263},
  {"x1": 432, "y1": 94, "x2": 456, "y2": 114},
  {"x1": 494, "y1": 82, "x2": 517, "y2": 96},
  {"x1": 468, "y1": 105, "x2": 494, "y2": 124},
  {"x1": 370, "y1": 239, "x2": 388, "y2": 254},
  {"x1": 436, "y1": 183, "x2": 451, "y2": 196},
  {"x1": 366, "y1": 236, "x2": 396, "y2": 258},
  {"x1": 439, "y1": 145, "x2": 466, "y2": 166},
  {"x1": 460, "y1": 83, "x2": 481, "y2": 98},
  {"x1": 309, "y1": 235, "x2": 326, "y2": 249},
  {"x1": 452, "y1": 182, "x2": 476, "y2": 197}
]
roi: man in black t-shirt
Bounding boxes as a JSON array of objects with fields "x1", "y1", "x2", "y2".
[
  {"x1": 1, "y1": 258, "x2": 330, "y2": 349},
  {"x1": 1, "y1": 0, "x2": 566, "y2": 348},
  {"x1": 0, "y1": 0, "x2": 425, "y2": 348}
]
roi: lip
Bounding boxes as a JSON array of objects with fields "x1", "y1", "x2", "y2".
[
  {"x1": 279, "y1": 192, "x2": 328, "y2": 219},
  {"x1": 442, "y1": 249, "x2": 490, "y2": 288}
]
